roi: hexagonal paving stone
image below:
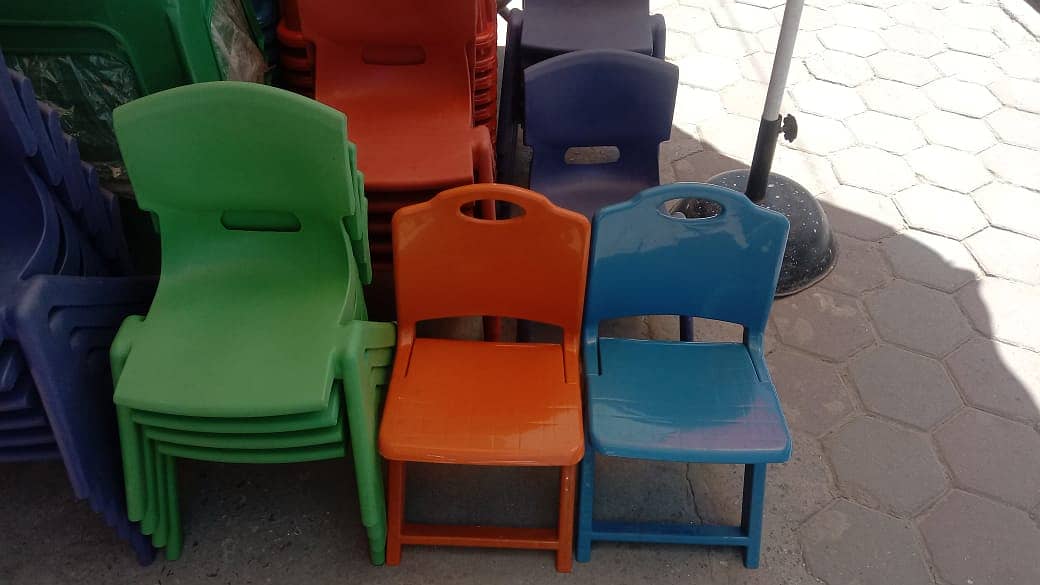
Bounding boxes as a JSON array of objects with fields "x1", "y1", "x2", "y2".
[
  {"x1": 936, "y1": 409, "x2": 1040, "y2": 509},
  {"x1": 832, "y1": 147, "x2": 915, "y2": 194},
  {"x1": 932, "y1": 50, "x2": 1003, "y2": 85},
  {"x1": 694, "y1": 27, "x2": 762, "y2": 58},
  {"x1": 973, "y1": 182, "x2": 1040, "y2": 240},
  {"x1": 736, "y1": 0, "x2": 786, "y2": 8},
  {"x1": 869, "y1": 51, "x2": 940, "y2": 86},
  {"x1": 825, "y1": 234, "x2": 890, "y2": 295},
  {"x1": 881, "y1": 230, "x2": 981, "y2": 292},
  {"x1": 790, "y1": 79, "x2": 866, "y2": 119},
  {"x1": 778, "y1": 5, "x2": 836, "y2": 33},
  {"x1": 865, "y1": 279, "x2": 972, "y2": 357},
  {"x1": 989, "y1": 77, "x2": 1040, "y2": 115},
  {"x1": 709, "y1": 3, "x2": 776, "y2": 33},
  {"x1": 939, "y1": 26, "x2": 1006, "y2": 57},
  {"x1": 982, "y1": 143, "x2": 1040, "y2": 191},
  {"x1": 782, "y1": 112, "x2": 854, "y2": 155},
  {"x1": 673, "y1": 85, "x2": 725, "y2": 130},
  {"x1": 739, "y1": 51, "x2": 811, "y2": 85},
  {"x1": 698, "y1": 114, "x2": 760, "y2": 158},
  {"x1": 921, "y1": 490, "x2": 1040, "y2": 585},
  {"x1": 889, "y1": 3, "x2": 946, "y2": 29},
  {"x1": 816, "y1": 26, "x2": 885, "y2": 57},
  {"x1": 800, "y1": 500, "x2": 933, "y2": 585},
  {"x1": 762, "y1": 433, "x2": 836, "y2": 524},
  {"x1": 719, "y1": 79, "x2": 777, "y2": 118},
  {"x1": 657, "y1": 5, "x2": 716, "y2": 34},
  {"x1": 671, "y1": 151, "x2": 745, "y2": 184},
  {"x1": 893, "y1": 184, "x2": 987, "y2": 239},
  {"x1": 767, "y1": 349, "x2": 855, "y2": 436},
  {"x1": 846, "y1": 111, "x2": 925, "y2": 155},
  {"x1": 957, "y1": 277, "x2": 1040, "y2": 352},
  {"x1": 966, "y1": 228, "x2": 1040, "y2": 285},
  {"x1": 805, "y1": 51, "x2": 874, "y2": 87},
  {"x1": 859, "y1": 79, "x2": 935, "y2": 119},
  {"x1": 757, "y1": 27, "x2": 824, "y2": 58},
  {"x1": 825, "y1": 417, "x2": 948, "y2": 514},
  {"x1": 819, "y1": 186, "x2": 905, "y2": 241},
  {"x1": 987, "y1": 107, "x2": 1040, "y2": 150},
  {"x1": 771, "y1": 289, "x2": 874, "y2": 360},
  {"x1": 924, "y1": 78, "x2": 1001, "y2": 118},
  {"x1": 664, "y1": 31, "x2": 696, "y2": 61},
  {"x1": 997, "y1": 45, "x2": 1040, "y2": 82},
  {"x1": 677, "y1": 54, "x2": 741, "y2": 91},
  {"x1": 850, "y1": 345, "x2": 962, "y2": 429},
  {"x1": 916, "y1": 110, "x2": 996, "y2": 154},
  {"x1": 771, "y1": 147, "x2": 841, "y2": 195},
  {"x1": 878, "y1": 25, "x2": 945, "y2": 58},
  {"x1": 906, "y1": 145, "x2": 992, "y2": 194},
  {"x1": 831, "y1": 3, "x2": 893, "y2": 29},
  {"x1": 946, "y1": 338, "x2": 1040, "y2": 424}
]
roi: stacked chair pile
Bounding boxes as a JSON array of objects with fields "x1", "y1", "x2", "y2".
[
  {"x1": 0, "y1": 50, "x2": 156, "y2": 564},
  {"x1": 497, "y1": 0, "x2": 667, "y2": 182},
  {"x1": 0, "y1": 0, "x2": 266, "y2": 178},
  {"x1": 109, "y1": 82, "x2": 390, "y2": 562},
  {"x1": 281, "y1": 0, "x2": 497, "y2": 280}
]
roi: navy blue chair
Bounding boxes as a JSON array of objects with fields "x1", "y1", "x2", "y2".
[
  {"x1": 1, "y1": 49, "x2": 156, "y2": 564},
  {"x1": 497, "y1": 0, "x2": 667, "y2": 183},
  {"x1": 524, "y1": 49, "x2": 677, "y2": 219},
  {"x1": 577, "y1": 183, "x2": 791, "y2": 568}
]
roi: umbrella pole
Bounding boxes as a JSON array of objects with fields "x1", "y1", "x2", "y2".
[
  {"x1": 707, "y1": 0, "x2": 837, "y2": 296},
  {"x1": 746, "y1": 0, "x2": 803, "y2": 203}
]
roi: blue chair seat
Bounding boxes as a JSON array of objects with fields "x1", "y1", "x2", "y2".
[{"x1": 588, "y1": 339, "x2": 791, "y2": 464}]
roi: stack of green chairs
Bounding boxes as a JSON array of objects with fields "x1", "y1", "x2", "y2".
[
  {"x1": 109, "y1": 82, "x2": 386, "y2": 563},
  {"x1": 0, "y1": 0, "x2": 265, "y2": 170}
]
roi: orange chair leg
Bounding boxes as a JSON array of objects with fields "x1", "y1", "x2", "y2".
[
  {"x1": 556, "y1": 464, "x2": 577, "y2": 572},
  {"x1": 386, "y1": 460, "x2": 406, "y2": 566}
]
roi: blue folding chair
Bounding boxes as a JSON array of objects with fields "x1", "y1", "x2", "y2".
[
  {"x1": 497, "y1": 0, "x2": 667, "y2": 183},
  {"x1": 577, "y1": 183, "x2": 791, "y2": 568},
  {"x1": 524, "y1": 49, "x2": 677, "y2": 219}
]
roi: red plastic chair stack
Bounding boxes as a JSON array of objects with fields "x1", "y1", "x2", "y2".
[
  {"x1": 295, "y1": 0, "x2": 495, "y2": 278},
  {"x1": 275, "y1": 0, "x2": 314, "y2": 97},
  {"x1": 473, "y1": 0, "x2": 498, "y2": 139}
]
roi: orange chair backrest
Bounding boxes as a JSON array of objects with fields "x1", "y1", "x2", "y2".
[
  {"x1": 297, "y1": 0, "x2": 476, "y2": 51},
  {"x1": 393, "y1": 184, "x2": 591, "y2": 340}
]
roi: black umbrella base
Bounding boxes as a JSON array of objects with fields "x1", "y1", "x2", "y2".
[{"x1": 707, "y1": 169, "x2": 838, "y2": 297}]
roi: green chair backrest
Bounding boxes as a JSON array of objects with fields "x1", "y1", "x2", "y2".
[{"x1": 113, "y1": 81, "x2": 362, "y2": 311}]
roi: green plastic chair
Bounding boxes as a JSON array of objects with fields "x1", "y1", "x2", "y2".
[{"x1": 110, "y1": 82, "x2": 391, "y2": 564}]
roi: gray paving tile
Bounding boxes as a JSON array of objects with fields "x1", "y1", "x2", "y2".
[
  {"x1": 850, "y1": 345, "x2": 963, "y2": 430},
  {"x1": 945, "y1": 337, "x2": 1040, "y2": 424},
  {"x1": 965, "y1": 228, "x2": 1040, "y2": 285},
  {"x1": 982, "y1": 143, "x2": 1040, "y2": 191},
  {"x1": 805, "y1": 51, "x2": 875, "y2": 87},
  {"x1": 767, "y1": 349, "x2": 856, "y2": 436},
  {"x1": 859, "y1": 79, "x2": 935, "y2": 119},
  {"x1": 771, "y1": 290, "x2": 875, "y2": 360},
  {"x1": 881, "y1": 230, "x2": 981, "y2": 292},
  {"x1": 987, "y1": 107, "x2": 1040, "y2": 150},
  {"x1": 924, "y1": 77, "x2": 1001, "y2": 118},
  {"x1": 935, "y1": 408, "x2": 1040, "y2": 509},
  {"x1": 921, "y1": 490, "x2": 1040, "y2": 585},
  {"x1": 819, "y1": 186, "x2": 905, "y2": 241},
  {"x1": 825, "y1": 417, "x2": 948, "y2": 515},
  {"x1": 893, "y1": 184, "x2": 987, "y2": 239},
  {"x1": 879, "y1": 25, "x2": 945, "y2": 58},
  {"x1": 869, "y1": 50, "x2": 940, "y2": 86},
  {"x1": 916, "y1": 110, "x2": 996, "y2": 154},
  {"x1": 817, "y1": 25, "x2": 885, "y2": 57},
  {"x1": 939, "y1": 26, "x2": 1006, "y2": 57},
  {"x1": 832, "y1": 147, "x2": 916, "y2": 194},
  {"x1": 800, "y1": 500, "x2": 932, "y2": 585},
  {"x1": 825, "y1": 234, "x2": 890, "y2": 296},
  {"x1": 957, "y1": 277, "x2": 1040, "y2": 352},
  {"x1": 989, "y1": 77, "x2": 1040, "y2": 114},
  {"x1": 790, "y1": 79, "x2": 866, "y2": 119},
  {"x1": 972, "y1": 182, "x2": 1040, "y2": 240},
  {"x1": 846, "y1": 111, "x2": 925, "y2": 155},
  {"x1": 932, "y1": 50, "x2": 1004, "y2": 85},
  {"x1": 906, "y1": 145, "x2": 992, "y2": 193},
  {"x1": 865, "y1": 279, "x2": 972, "y2": 357}
]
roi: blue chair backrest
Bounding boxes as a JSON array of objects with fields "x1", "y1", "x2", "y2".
[
  {"x1": 524, "y1": 49, "x2": 677, "y2": 184},
  {"x1": 583, "y1": 183, "x2": 789, "y2": 373}
]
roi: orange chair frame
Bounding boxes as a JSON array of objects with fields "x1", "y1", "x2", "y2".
[{"x1": 380, "y1": 184, "x2": 591, "y2": 571}]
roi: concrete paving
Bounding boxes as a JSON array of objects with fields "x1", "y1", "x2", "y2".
[{"x1": 3, "y1": 1, "x2": 1040, "y2": 583}]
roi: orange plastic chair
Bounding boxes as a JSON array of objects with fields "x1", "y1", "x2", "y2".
[
  {"x1": 297, "y1": 0, "x2": 493, "y2": 191},
  {"x1": 378, "y1": 184, "x2": 590, "y2": 572}
]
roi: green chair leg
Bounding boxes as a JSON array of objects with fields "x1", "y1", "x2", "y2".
[{"x1": 165, "y1": 454, "x2": 184, "y2": 560}]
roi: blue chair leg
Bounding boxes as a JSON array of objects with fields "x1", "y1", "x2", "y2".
[
  {"x1": 740, "y1": 463, "x2": 767, "y2": 568},
  {"x1": 679, "y1": 316, "x2": 693, "y2": 341},
  {"x1": 575, "y1": 448, "x2": 595, "y2": 562}
]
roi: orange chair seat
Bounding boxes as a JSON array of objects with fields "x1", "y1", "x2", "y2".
[
  {"x1": 379, "y1": 338, "x2": 584, "y2": 466},
  {"x1": 314, "y1": 47, "x2": 477, "y2": 190}
]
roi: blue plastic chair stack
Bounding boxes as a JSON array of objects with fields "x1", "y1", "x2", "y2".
[
  {"x1": 0, "y1": 50, "x2": 156, "y2": 565},
  {"x1": 578, "y1": 183, "x2": 792, "y2": 568},
  {"x1": 524, "y1": 49, "x2": 677, "y2": 219},
  {"x1": 497, "y1": 0, "x2": 667, "y2": 182}
]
